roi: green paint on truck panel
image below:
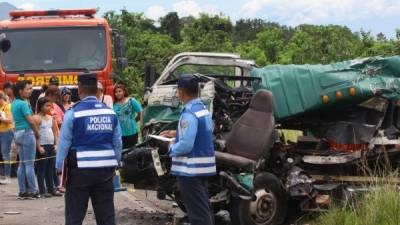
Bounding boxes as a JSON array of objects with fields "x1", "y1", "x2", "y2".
[
  {"x1": 143, "y1": 105, "x2": 182, "y2": 125},
  {"x1": 143, "y1": 100, "x2": 213, "y2": 127},
  {"x1": 251, "y1": 56, "x2": 400, "y2": 121},
  {"x1": 235, "y1": 173, "x2": 254, "y2": 191}
]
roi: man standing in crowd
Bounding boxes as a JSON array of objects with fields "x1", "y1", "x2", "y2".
[
  {"x1": 56, "y1": 73, "x2": 122, "y2": 225},
  {"x1": 96, "y1": 81, "x2": 113, "y2": 108},
  {"x1": 161, "y1": 75, "x2": 216, "y2": 225}
]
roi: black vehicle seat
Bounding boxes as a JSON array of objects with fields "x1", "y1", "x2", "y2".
[{"x1": 215, "y1": 90, "x2": 275, "y2": 170}]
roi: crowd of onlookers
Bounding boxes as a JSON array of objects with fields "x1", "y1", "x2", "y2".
[{"x1": 0, "y1": 76, "x2": 142, "y2": 199}]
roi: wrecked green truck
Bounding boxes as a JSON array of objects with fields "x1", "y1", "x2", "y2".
[{"x1": 121, "y1": 53, "x2": 400, "y2": 225}]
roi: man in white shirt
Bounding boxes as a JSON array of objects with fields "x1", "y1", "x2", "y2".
[{"x1": 96, "y1": 82, "x2": 113, "y2": 108}]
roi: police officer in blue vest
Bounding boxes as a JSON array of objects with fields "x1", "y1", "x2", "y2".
[
  {"x1": 56, "y1": 73, "x2": 122, "y2": 225},
  {"x1": 161, "y1": 75, "x2": 216, "y2": 225}
]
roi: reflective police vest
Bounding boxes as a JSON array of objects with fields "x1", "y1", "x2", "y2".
[
  {"x1": 171, "y1": 100, "x2": 216, "y2": 177},
  {"x1": 71, "y1": 96, "x2": 118, "y2": 168}
]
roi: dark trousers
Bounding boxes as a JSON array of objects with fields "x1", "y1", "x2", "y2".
[
  {"x1": 178, "y1": 176, "x2": 214, "y2": 225},
  {"x1": 36, "y1": 145, "x2": 55, "y2": 194},
  {"x1": 53, "y1": 168, "x2": 60, "y2": 187},
  {"x1": 65, "y1": 168, "x2": 115, "y2": 225}
]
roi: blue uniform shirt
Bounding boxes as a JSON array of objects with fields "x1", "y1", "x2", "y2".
[
  {"x1": 169, "y1": 98, "x2": 216, "y2": 177},
  {"x1": 56, "y1": 96, "x2": 122, "y2": 170},
  {"x1": 169, "y1": 98, "x2": 212, "y2": 156},
  {"x1": 169, "y1": 109, "x2": 198, "y2": 157}
]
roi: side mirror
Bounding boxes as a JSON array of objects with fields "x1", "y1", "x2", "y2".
[
  {"x1": 145, "y1": 65, "x2": 157, "y2": 88},
  {"x1": 112, "y1": 30, "x2": 127, "y2": 70},
  {"x1": 0, "y1": 33, "x2": 11, "y2": 53}
]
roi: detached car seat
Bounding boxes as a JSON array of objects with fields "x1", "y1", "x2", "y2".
[{"x1": 215, "y1": 90, "x2": 275, "y2": 170}]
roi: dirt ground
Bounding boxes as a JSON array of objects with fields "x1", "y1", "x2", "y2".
[
  {"x1": 0, "y1": 178, "x2": 313, "y2": 225},
  {"x1": 0, "y1": 178, "x2": 181, "y2": 225}
]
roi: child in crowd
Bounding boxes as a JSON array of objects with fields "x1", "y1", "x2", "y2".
[{"x1": 33, "y1": 97, "x2": 61, "y2": 197}]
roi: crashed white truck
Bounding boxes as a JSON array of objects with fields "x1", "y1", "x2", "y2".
[{"x1": 121, "y1": 52, "x2": 400, "y2": 225}]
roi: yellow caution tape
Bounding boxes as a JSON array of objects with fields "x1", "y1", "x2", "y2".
[{"x1": 0, "y1": 156, "x2": 56, "y2": 165}]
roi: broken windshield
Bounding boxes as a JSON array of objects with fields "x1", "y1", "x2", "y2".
[
  {"x1": 1, "y1": 27, "x2": 107, "y2": 72},
  {"x1": 167, "y1": 64, "x2": 239, "y2": 81}
]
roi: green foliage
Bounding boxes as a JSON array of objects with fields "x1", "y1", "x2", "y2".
[
  {"x1": 159, "y1": 12, "x2": 181, "y2": 42},
  {"x1": 179, "y1": 13, "x2": 234, "y2": 52},
  {"x1": 103, "y1": 10, "x2": 400, "y2": 97},
  {"x1": 236, "y1": 42, "x2": 267, "y2": 66},
  {"x1": 280, "y1": 25, "x2": 363, "y2": 64},
  {"x1": 315, "y1": 185, "x2": 400, "y2": 225}
]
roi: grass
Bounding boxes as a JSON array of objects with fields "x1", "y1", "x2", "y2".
[
  {"x1": 315, "y1": 184, "x2": 400, "y2": 225},
  {"x1": 314, "y1": 147, "x2": 400, "y2": 225}
]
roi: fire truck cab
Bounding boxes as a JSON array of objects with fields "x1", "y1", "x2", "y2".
[{"x1": 0, "y1": 9, "x2": 126, "y2": 103}]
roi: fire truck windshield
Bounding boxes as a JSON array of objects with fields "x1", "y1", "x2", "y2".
[{"x1": 1, "y1": 26, "x2": 107, "y2": 73}]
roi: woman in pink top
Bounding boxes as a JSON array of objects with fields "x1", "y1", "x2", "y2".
[{"x1": 44, "y1": 86, "x2": 64, "y2": 127}]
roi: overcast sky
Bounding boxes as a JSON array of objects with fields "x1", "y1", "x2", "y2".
[{"x1": 5, "y1": 0, "x2": 400, "y2": 39}]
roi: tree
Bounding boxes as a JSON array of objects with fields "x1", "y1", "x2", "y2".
[
  {"x1": 235, "y1": 42, "x2": 267, "y2": 66},
  {"x1": 180, "y1": 13, "x2": 234, "y2": 52},
  {"x1": 104, "y1": 11, "x2": 178, "y2": 97},
  {"x1": 255, "y1": 28, "x2": 285, "y2": 64},
  {"x1": 377, "y1": 32, "x2": 387, "y2": 41},
  {"x1": 103, "y1": 9, "x2": 399, "y2": 98},
  {"x1": 395, "y1": 29, "x2": 400, "y2": 54},
  {"x1": 358, "y1": 30, "x2": 397, "y2": 56},
  {"x1": 234, "y1": 19, "x2": 267, "y2": 43},
  {"x1": 159, "y1": 12, "x2": 181, "y2": 42},
  {"x1": 279, "y1": 25, "x2": 363, "y2": 64}
]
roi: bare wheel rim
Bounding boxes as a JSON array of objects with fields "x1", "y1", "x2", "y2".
[{"x1": 248, "y1": 188, "x2": 277, "y2": 224}]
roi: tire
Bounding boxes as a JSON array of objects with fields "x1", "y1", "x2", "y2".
[{"x1": 229, "y1": 172, "x2": 288, "y2": 225}]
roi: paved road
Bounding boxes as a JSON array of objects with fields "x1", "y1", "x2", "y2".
[{"x1": 0, "y1": 178, "x2": 180, "y2": 225}]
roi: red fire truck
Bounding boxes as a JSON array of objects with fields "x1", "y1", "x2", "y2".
[{"x1": 0, "y1": 9, "x2": 126, "y2": 102}]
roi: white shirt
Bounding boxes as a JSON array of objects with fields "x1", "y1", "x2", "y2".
[{"x1": 98, "y1": 94, "x2": 113, "y2": 108}]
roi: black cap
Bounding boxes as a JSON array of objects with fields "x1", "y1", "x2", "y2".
[
  {"x1": 49, "y1": 76, "x2": 59, "y2": 86},
  {"x1": 177, "y1": 75, "x2": 199, "y2": 91},
  {"x1": 78, "y1": 73, "x2": 97, "y2": 86},
  {"x1": 60, "y1": 87, "x2": 72, "y2": 96}
]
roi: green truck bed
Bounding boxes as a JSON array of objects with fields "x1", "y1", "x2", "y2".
[{"x1": 251, "y1": 56, "x2": 400, "y2": 120}]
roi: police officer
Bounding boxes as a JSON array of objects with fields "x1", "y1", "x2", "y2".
[
  {"x1": 56, "y1": 73, "x2": 122, "y2": 225},
  {"x1": 161, "y1": 75, "x2": 216, "y2": 225}
]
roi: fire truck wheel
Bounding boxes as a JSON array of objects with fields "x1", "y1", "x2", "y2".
[{"x1": 229, "y1": 172, "x2": 288, "y2": 225}]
